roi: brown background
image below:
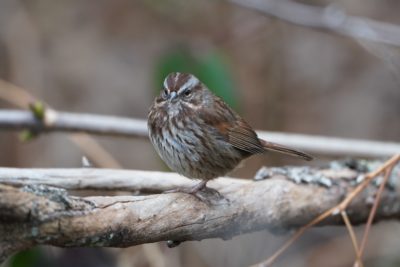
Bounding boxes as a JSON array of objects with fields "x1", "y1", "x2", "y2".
[{"x1": 0, "y1": 1, "x2": 399, "y2": 266}]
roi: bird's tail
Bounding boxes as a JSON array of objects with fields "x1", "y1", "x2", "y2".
[{"x1": 260, "y1": 140, "x2": 313, "y2": 161}]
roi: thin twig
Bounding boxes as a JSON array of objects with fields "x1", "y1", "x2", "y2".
[
  {"x1": 252, "y1": 204, "x2": 338, "y2": 267},
  {"x1": 2, "y1": 79, "x2": 400, "y2": 157},
  {"x1": 0, "y1": 109, "x2": 148, "y2": 138},
  {"x1": 253, "y1": 154, "x2": 400, "y2": 267},
  {"x1": 0, "y1": 80, "x2": 121, "y2": 168},
  {"x1": 338, "y1": 155, "x2": 399, "y2": 210},
  {"x1": 357, "y1": 165, "x2": 395, "y2": 261},
  {"x1": 1, "y1": 109, "x2": 399, "y2": 158},
  {"x1": 341, "y1": 211, "x2": 363, "y2": 267}
]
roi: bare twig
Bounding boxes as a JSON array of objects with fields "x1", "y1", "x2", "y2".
[
  {"x1": 0, "y1": 109, "x2": 399, "y2": 157},
  {"x1": 257, "y1": 132, "x2": 400, "y2": 158},
  {"x1": 229, "y1": 0, "x2": 400, "y2": 47},
  {"x1": 254, "y1": 154, "x2": 400, "y2": 267},
  {"x1": 341, "y1": 211, "x2": 363, "y2": 267},
  {"x1": 0, "y1": 109, "x2": 148, "y2": 138},
  {"x1": 0, "y1": 80, "x2": 121, "y2": 168},
  {"x1": 358, "y1": 165, "x2": 394, "y2": 261}
]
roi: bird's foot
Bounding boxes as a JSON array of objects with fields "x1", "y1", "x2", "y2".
[
  {"x1": 163, "y1": 181, "x2": 223, "y2": 203},
  {"x1": 164, "y1": 180, "x2": 207, "y2": 194}
]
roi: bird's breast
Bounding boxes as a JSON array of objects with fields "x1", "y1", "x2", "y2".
[{"x1": 149, "y1": 116, "x2": 243, "y2": 180}]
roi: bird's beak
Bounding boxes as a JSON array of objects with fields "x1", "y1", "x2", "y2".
[{"x1": 169, "y1": 91, "x2": 177, "y2": 101}]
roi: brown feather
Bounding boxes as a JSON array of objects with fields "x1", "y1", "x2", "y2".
[
  {"x1": 228, "y1": 120, "x2": 265, "y2": 154},
  {"x1": 260, "y1": 139, "x2": 313, "y2": 161},
  {"x1": 199, "y1": 98, "x2": 265, "y2": 155}
]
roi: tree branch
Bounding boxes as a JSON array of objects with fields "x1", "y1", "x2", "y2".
[
  {"x1": 0, "y1": 167, "x2": 249, "y2": 193},
  {"x1": 0, "y1": 109, "x2": 399, "y2": 157},
  {"x1": 1, "y1": 164, "x2": 399, "y2": 263},
  {"x1": 0, "y1": 109, "x2": 148, "y2": 138},
  {"x1": 229, "y1": 0, "x2": 400, "y2": 47}
]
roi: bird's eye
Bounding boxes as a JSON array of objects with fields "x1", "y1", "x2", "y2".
[
  {"x1": 162, "y1": 88, "x2": 169, "y2": 100},
  {"x1": 183, "y1": 89, "x2": 192, "y2": 97}
]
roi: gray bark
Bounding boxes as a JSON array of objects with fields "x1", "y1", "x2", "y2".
[{"x1": 1, "y1": 165, "x2": 399, "y2": 263}]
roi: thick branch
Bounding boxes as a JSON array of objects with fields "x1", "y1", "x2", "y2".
[
  {"x1": 0, "y1": 165, "x2": 399, "y2": 263},
  {"x1": 0, "y1": 109, "x2": 399, "y2": 157},
  {"x1": 0, "y1": 167, "x2": 249, "y2": 193},
  {"x1": 229, "y1": 0, "x2": 400, "y2": 47}
]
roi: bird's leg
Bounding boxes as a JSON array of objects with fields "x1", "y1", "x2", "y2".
[
  {"x1": 190, "y1": 180, "x2": 223, "y2": 201},
  {"x1": 163, "y1": 180, "x2": 208, "y2": 194},
  {"x1": 164, "y1": 180, "x2": 223, "y2": 201},
  {"x1": 188, "y1": 180, "x2": 208, "y2": 194}
]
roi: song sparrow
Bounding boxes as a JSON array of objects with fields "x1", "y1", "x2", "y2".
[{"x1": 148, "y1": 72, "x2": 313, "y2": 195}]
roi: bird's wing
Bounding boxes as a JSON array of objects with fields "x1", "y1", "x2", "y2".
[
  {"x1": 199, "y1": 99, "x2": 265, "y2": 155},
  {"x1": 227, "y1": 119, "x2": 265, "y2": 154}
]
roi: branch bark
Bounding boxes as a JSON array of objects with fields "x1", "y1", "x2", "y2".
[
  {"x1": 1, "y1": 109, "x2": 399, "y2": 157},
  {"x1": 1, "y1": 164, "x2": 399, "y2": 263}
]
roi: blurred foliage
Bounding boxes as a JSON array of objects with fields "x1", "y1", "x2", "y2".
[
  {"x1": 19, "y1": 130, "x2": 37, "y2": 142},
  {"x1": 28, "y1": 102, "x2": 45, "y2": 121},
  {"x1": 154, "y1": 49, "x2": 240, "y2": 110},
  {"x1": 17, "y1": 101, "x2": 47, "y2": 142},
  {"x1": 8, "y1": 248, "x2": 42, "y2": 267}
]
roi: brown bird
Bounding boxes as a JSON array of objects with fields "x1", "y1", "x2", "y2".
[{"x1": 148, "y1": 72, "x2": 313, "y2": 194}]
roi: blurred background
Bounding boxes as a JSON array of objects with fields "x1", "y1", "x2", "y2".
[{"x1": 0, "y1": 0, "x2": 399, "y2": 266}]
